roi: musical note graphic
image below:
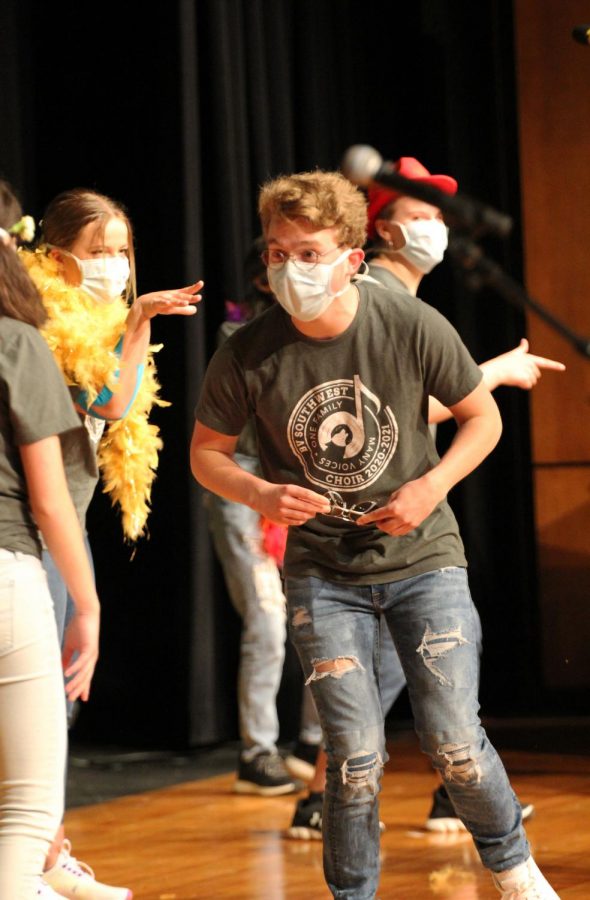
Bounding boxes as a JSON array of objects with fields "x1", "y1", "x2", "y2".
[{"x1": 318, "y1": 376, "x2": 381, "y2": 459}]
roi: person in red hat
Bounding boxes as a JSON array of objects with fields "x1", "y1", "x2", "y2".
[
  {"x1": 287, "y1": 157, "x2": 564, "y2": 842},
  {"x1": 367, "y1": 156, "x2": 456, "y2": 233}
]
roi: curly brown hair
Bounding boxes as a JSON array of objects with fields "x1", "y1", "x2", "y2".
[{"x1": 258, "y1": 170, "x2": 367, "y2": 248}]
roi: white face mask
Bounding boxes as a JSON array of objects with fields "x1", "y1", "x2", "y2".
[
  {"x1": 77, "y1": 255, "x2": 130, "y2": 303},
  {"x1": 396, "y1": 219, "x2": 448, "y2": 274},
  {"x1": 267, "y1": 249, "x2": 351, "y2": 321}
]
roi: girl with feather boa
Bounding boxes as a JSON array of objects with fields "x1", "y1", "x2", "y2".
[{"x1": 22, "y1": 189, "x2": 202, "y2": 542}]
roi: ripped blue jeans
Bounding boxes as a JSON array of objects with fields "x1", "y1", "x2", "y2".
[{"x1": 286, "y1": 568, "x2": 528, "y2": 900}]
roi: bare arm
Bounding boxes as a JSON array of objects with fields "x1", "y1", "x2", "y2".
[
  {"x1": 88, "y1": 280, "x2": 204, "y2": 419},
  {"x1": 357, "y1": 381, "x2": 502, "y2": 535},
  {"x1": 428, "y1": 338, "x2": 566, "y2": 425},
  {"x1": 20, "y1": 435, "x2": 100, "y2": 701},
  {"x1": 190, "y1": 420, "x2": 330, "y2": 525},
  {"x1": 479, "y1": 338, "x2": 565, "y2": 390}
]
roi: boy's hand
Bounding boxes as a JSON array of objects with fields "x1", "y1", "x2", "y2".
[
  {"x1": 355, "y1": 475, "x2": 444, "y2": 535},
  {"x1": 257, "y1": 482, "x2": 331, "y2": 526}
]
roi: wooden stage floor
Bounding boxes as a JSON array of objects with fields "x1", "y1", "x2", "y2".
[{"x1": 64, "y1": 735, "x2": 590, "y2": 898}]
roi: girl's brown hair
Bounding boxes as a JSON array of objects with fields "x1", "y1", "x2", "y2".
[
  {"x1": 40, "y1": 188, "x2": 137, "y2": 299},
  {"x1": 0, "y1": 179, "x2": 23, "y2": 231},
  {"x1": 0, "y1": 244, "x2": 47, "y2": 327}
]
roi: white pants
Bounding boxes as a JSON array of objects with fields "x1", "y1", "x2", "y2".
[{"x1": 0, "y1": 550, "x2": 66, "y2": 899}]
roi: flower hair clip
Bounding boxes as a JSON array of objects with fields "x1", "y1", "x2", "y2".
[{"x1": 9, "y1": 215, "x2": 36, "y2": 244}]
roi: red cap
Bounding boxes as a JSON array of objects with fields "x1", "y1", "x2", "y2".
[{"x1": 366, "y1": 157, "x2": 458, "y2": 239}]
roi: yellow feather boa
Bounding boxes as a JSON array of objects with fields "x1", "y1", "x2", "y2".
[{"x1": 21, "y1": 249, "x2": 169, "y2": 541}]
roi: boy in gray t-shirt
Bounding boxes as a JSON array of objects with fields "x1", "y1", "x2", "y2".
[{"x1": 191, "y1": 170, "x2": 558, "y2": 900}]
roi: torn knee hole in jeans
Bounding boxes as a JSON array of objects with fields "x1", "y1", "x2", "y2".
[
  {"x1": 416, "y1": 624, "x2": 469, "y2": 686},
  {"x1": 304, "y1": 656, "x2": 364, "y2": 684},
  {"x1": 340, "y1": 749, "x2": 382, "y2": 793},
  {"x1": 438, "y1": 742, "x2": 482, "y2": 785}
]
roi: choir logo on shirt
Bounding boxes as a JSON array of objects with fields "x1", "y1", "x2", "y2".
[{"x1": 287, "y1": 375, "x2": 398, "y2": 491}]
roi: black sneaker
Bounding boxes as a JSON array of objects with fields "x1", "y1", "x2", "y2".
[
  {"x1": 234, "y1": 751, "x2": 302, "y2": 796},
  {"x1": 287, "y1": 791, "x2": 386, "y2": 840},
  {"x1": 287, "y1": 792, "x2": 324, "y2": 840},
  {"x1": 425, "y1": 784, "x2": 535, "y2": 832},
  {"x1": 284, "y1": 740, "x2": 320, "y2": 782}
]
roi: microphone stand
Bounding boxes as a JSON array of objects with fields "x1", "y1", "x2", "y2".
[
  {"x1": 372, "y1": 162, "x2": 513, "y2": 239},
  {"x1": 448, "y1": 235, "x2": 590, "y2": 359},
  {"x1": 340, "y1": 144, "x2": 590, "y2": 357}
]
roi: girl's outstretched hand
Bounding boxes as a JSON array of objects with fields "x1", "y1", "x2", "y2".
[{"x1": 137, "y1": 280, "x2": 203, "y2": 318}]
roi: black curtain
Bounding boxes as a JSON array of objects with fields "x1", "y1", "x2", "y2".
[{"x1": 1, "y1": 0, "x2": 538, "y2": 748}]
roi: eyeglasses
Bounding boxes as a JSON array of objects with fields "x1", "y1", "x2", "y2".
[
  {"x1": 261, "y1": 244, "x2": 344, "y2": 272},
  {"x1": 323, "y1": 499, "x2": 380, "y2": 523}
]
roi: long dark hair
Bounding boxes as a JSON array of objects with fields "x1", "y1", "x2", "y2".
[
  {"x1": 0, "y1": 244, "x2": 47, "y2": 327},
  {"x1": 0, "y1": 179, "x2": 22, "y2": 231}
]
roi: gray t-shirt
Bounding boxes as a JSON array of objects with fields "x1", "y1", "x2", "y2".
[
  {"x1": 218, "y1": 321, "x2": 258, "y2": 459},
  {"x1": 0, "y1": 317, "x2": 83, "y2": 557},
  {"x1": 196, "y1": 278, "x2": 483, "y2": 584},
  {"x1": 59, "y1": 392, "x2": 103, "y2": 528}
]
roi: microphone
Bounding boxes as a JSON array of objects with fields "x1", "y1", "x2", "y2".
[
  {"x1": 572, "y1": 24, "x2": 590, "y2": 45},
  {"x1": 340, "y1": 144, "x2": 513, "y2": 238}
]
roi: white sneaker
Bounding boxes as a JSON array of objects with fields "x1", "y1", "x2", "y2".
[
  {"x1": 492, "y1": 855, "x2": 560, "y2": 898},
  {"x1": 43, "y1": 839, "x2": 132, "y2": 899},
  {"x1": 36, "y1": 879, "x2": 62, "y2": 897}
]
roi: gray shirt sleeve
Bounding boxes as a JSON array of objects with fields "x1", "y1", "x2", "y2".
[
  {"x1": 195, "y1": 341, "x2": 250, "y2": 436},
  {"x1": 418, "y1": 301, "x2": 483, "y2": 408},
  {"x1": 4, "y1": 324, "x2": 82, "y2": 445}
]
